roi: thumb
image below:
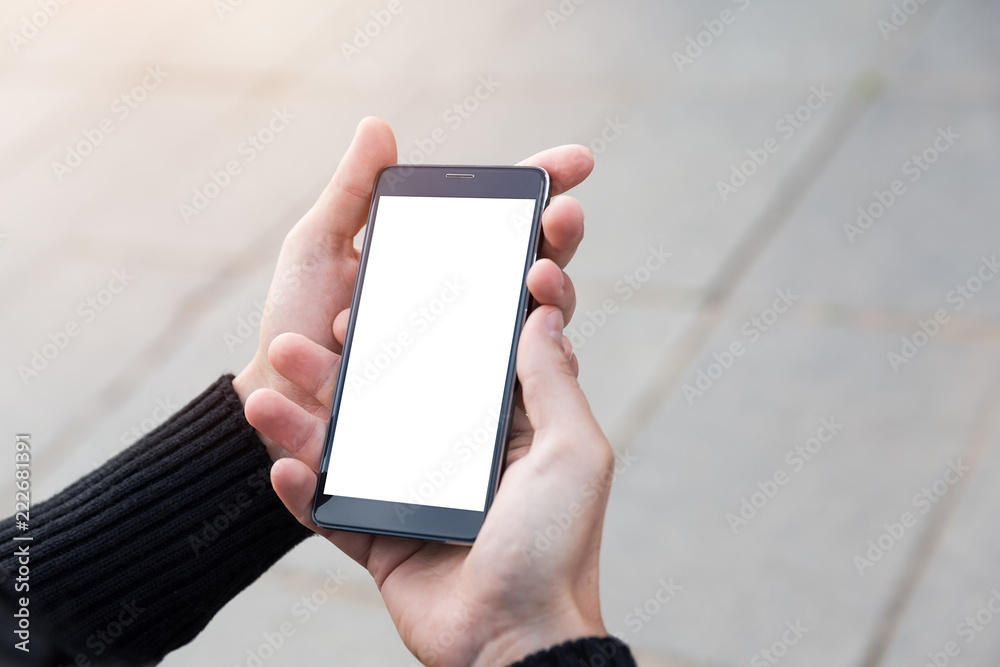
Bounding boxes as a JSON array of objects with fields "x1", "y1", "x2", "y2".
[
  {"x1": 301, "y1": 116, "x2": 398, "y2": 247},
  {"x1": 516, "y1": 306, "x2": 600, "y2": 447}
]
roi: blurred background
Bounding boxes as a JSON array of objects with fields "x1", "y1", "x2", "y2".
[{"x1": 3, "y1": 0, "x2": 1000, "y2": 665}]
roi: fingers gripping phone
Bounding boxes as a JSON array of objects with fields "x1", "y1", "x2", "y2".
[{"x1": 312, "y1": 165, "x2": 550, "y2": 543}]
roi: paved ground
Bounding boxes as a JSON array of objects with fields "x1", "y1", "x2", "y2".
[{"x1": 3, "y1": 0, "x2": 999, "y2": 665}]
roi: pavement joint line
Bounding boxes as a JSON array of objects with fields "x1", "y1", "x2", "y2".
[
  {"x1": 573, "y1": 282, "x2": 705, "y2": 310},
  {"x1": 787, "y1": 300, "x2": 1000, "y2": 341},
  {"x1": 23, "y1": 189, "x2": 321, "y2": 489},
  {"x1": 567, "y1": 289, "x2": 1000, "y2": 340},
  {"x1": 265, "y1": 568, "x2": 384, "y2": 607},
  {"x1": 856, "y1": 373, "x2": 1000, "y2": 667},
  {"x1": 606, "y1": 1, "x2": 946, "y2": 453}
]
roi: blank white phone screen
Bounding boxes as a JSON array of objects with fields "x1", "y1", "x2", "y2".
[{"x1": 323, "y1": 195, "x2": 536, "y2": 512}]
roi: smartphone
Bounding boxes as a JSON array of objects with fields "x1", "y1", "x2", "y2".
[{"x1": 311, "y1": 164, "x2": 550, "y2": 543}]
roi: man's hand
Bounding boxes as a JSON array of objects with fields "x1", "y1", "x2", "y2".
[
  {"x1": 240, "y1": 117, "x2": 606, "y2": 665},
  {"x1": 233, "y1": 117, "x2": 592, "y2": 464},
  {"x1": 248, "y1": 304, "x2": 613, "y2": 667}
]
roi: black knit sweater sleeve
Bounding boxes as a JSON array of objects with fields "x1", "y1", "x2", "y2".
[
  {"x1": 0, "y1": 375, "x2": 312, "y2": 665},
  {"x1": 511, "y1": 637, "x2": 637, "y2": 667}
]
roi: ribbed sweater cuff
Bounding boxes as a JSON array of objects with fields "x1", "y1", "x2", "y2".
[
  {"x1": 0, "y1": 375, "x2": 312, "y2": 665},
  {"x1": 510, "y1": 637, "x2": 637, "y2": 667}
]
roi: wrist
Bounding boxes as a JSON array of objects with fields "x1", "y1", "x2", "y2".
[
  {"x1": 471, "y1": 603, "x2": 605, "y2": 667},
  {"x1": 232, "y1": 355, "x2": 269, "y2": 406}
]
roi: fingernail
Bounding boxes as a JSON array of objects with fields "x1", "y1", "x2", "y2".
[{"x1": 545, "y1": 309, "x2": 564, "y2": 343}]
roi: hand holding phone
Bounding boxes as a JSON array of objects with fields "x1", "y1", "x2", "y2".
[
  {"x1": 290, "y1": 306, "x2": 614, "y2": 665},
  {"x1": 262, "y1": 307, "x2": 612, "y2": 666},
  {"x1": 243, "y1": 117, "x2": 605, "y2": 665}
]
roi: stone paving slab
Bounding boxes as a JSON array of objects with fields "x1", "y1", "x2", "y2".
[
  {"x1": 733, "y1": 85, "x2": 1000, "y2": 321},
  {"x1": 574, "y1": 300, "x2": 696, "y2": 440},
  {"x1": 602, "y1": 319, "x2": 1000, "y2": 667}
]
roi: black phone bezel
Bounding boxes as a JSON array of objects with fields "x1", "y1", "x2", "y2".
[{"x1": 311, "y1": 164, "x2": 550, "y2": 544}]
